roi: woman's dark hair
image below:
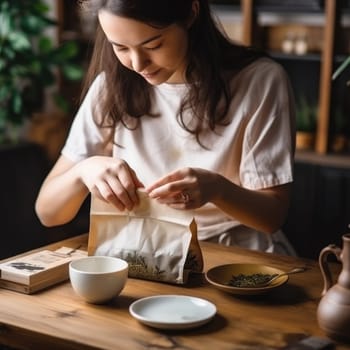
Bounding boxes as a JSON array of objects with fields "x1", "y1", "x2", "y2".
[{"x1": 81, "y1": 0, "x2": 264, "y2": 146}]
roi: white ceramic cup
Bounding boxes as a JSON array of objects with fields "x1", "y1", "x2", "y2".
[{"x1": 69, "y1": 256, "x2": 128, "y2": 304}]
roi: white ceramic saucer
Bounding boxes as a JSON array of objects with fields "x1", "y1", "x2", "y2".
[{"x1": 129, "y1": 295, "x2": 216, "y2": 330}]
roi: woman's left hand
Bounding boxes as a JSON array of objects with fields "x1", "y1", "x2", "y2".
[
  {"x1": 145, "y1": 167, "x2": 291, "y2": 234},
  {"x1": 145, "y1": 167, "x2": 219, "y2": 209}
]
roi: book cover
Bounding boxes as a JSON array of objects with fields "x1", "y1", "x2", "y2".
[{"x1": 0, "y1": 247, "x2": 87, "y2": 286}]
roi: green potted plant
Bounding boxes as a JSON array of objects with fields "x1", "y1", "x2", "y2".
[
  {"x1": 296, "y1": 96, "x2": 317, "y2": 150},
  {"x1": 0, "y1": 1, "x2": 88, "y2": 259},
  {"x1": 0, "y1": 0, "x2": 83, "y2": 144}
]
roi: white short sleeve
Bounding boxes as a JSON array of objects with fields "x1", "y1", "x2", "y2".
[
  {"x1": 61, "y1": 74, "x2": 111, "y2": 162},
  {"x1": 237, "y1": 59, "x2": 295, "y2": 189}
]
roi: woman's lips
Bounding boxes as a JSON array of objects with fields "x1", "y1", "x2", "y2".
[{"x1": 142, "y1": 69, "x2": 160, "y2": 79}]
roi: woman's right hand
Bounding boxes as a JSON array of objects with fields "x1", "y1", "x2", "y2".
[{"x1": 80, "y1": 156, "x2": 144, "y2": 211}]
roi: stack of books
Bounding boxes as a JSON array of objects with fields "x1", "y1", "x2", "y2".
[{"x1": 0, "y1": 246, "x2": 87, "y2": 294}]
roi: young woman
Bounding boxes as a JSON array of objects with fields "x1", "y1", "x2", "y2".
[{"x1": 35, "y1": 0, "x2": 296, "y2": 255}]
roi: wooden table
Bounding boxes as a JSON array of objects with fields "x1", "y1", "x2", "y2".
[{"x1": 0, "y1": 233, "x2": 348, "y2": 350}]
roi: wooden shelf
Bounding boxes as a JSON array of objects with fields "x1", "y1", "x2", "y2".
[
  {"x1": 239, "y1": 0, "x2": 349, "y2": 157},
  {"x1": 269, "y1": 52, "x2": 322, "y2": 61},
  {"x1": 60, "y1": 0, "x2": 350, "y2": 161},
  {"x1": 295, "y1": 150, "x2": 350, "y2": 168}
]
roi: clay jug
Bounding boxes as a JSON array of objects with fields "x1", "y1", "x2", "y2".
[{"x1": 317, "y1": 233, "x2": 350, "y2": 342}]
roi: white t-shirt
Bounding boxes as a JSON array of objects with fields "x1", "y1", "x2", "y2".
[{"x1": 62, "y1": 57, "x2": 296, "y2": 255}]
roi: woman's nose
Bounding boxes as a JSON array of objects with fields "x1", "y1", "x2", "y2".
[{"x1": 131, "y1": 50, "x2": 150, "y2": 73}]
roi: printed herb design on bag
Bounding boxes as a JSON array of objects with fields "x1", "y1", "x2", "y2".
[
  {"x1": 125, "y1": 252, "x2": 165, "y2": 281},
  {"x1": 184, "y1": 250, "x2": 201, "y2": 271}
]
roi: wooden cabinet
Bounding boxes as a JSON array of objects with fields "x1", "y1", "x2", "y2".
[
  {"x1": 213, "y1": 0, "x2": 350, "y2": 157},
  {"x1": 241, "y1": 0, "x2": 338, "y2": 154},
  {"x1": 57, "y1": 1, "x2": 350, "y2": 157},
  {"x1": 211, "y1": 1, "x2": 350, "y2": 258},
  {"x1": 283, "y1": 160, "x2": 350, "y2": 259}
]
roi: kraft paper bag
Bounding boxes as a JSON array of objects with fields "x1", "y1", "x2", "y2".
[{"x1": 88, "y1": 190, "x2": 203, "y2": 284}]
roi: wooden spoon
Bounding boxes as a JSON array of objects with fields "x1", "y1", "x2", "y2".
[{"x1": 255, "y1": 266, "x2": 308, "y2": 287}]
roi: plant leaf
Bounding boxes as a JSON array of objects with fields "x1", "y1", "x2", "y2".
[
  {"x1": 8, "y1": 31, "x2": 31, "y2": 51},
  {"x1": 0, "y1": 0, "x2": 83, "y2": 128},
  {"x1": 0, "y1": 10, "x2": 11, "y2": 38},
  {"x1": 22, "y1": 15, "x2": 48, "y2": 34},
  {"x1": 38, "y1": 36, "x2": 53, "y2": 54},
  {"x1": 62, "y1": 64, "x2": 84, "y2": 81},
  {"x1": 12, "y1": 91, "x2": 22, "y2": 114},
  {"x1": 50, "y1": 41, "x2": 80, "y2": 63},
  {"x1": 332, "y1": 56, "x2": 350, "y2": 81},
  {"x1": 0, "y1": 85, "x2": 10, "y2": 101}
]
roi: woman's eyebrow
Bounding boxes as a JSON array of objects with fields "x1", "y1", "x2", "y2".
[{"x1": 108, "y1": 34, "x2": 162, "y2": 47}]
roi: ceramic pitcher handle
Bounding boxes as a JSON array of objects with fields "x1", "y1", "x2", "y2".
[{"x1": 319, "y1": 244, "x2": 342, "y2": 296}]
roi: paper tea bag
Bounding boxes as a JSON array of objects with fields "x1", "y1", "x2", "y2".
[{"x1": 88, "y1": 190, "x2": 203, "y2": 284}]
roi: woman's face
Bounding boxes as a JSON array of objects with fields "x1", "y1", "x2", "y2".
[{"x1": 98, "y1": 10, "x2": 190, "y2": 84}]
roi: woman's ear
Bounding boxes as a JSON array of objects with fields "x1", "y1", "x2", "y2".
[{"x1": 187, "y1": 0, "x2": 200, "y2": 28}]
